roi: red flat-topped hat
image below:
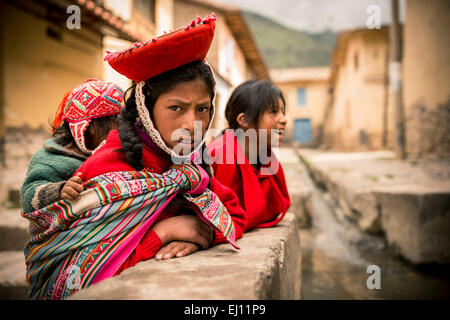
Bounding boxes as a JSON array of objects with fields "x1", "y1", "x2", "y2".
[
  {"x1": 104, "y1": 14, "x2": 218, "y2": 160},
  {"x1": 105, "y1": 13, "x2": 216, "y2": 82}
]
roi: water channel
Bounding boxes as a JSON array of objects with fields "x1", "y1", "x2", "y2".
[{"x1": 299, "y1": 166, "x2": 450, "y2": 300}]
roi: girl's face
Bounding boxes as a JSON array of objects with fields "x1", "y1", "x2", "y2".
[
  {"x1": 255, "y1": 98, "x2": 287, "y2": 149},
  {"x1": 85, "y1": 118, "x2": 118, "y2": 150},
  {"x1": 152, "y1": 78, "x2": 212, "y2": 154}
]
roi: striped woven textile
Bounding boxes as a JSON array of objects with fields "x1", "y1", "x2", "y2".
[{"x1": 22, "y1": 163, "x2": 238, "y2": 300}]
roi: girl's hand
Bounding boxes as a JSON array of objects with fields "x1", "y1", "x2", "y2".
[
  {"x1": 155, "y1": 241, "x2": 200, "y2": 260},
  {"x1": 151, "y1": 215, "x2": 214, "y2": 249},
  {"x1": 61, "y1": 172, "x2": 84, "y2": 201}
]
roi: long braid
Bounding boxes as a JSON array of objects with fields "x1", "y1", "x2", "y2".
[{"x1": 118, "y1": 86, "x2": 144, "y2": 170}]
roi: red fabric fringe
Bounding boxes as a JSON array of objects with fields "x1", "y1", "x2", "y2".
[{"x1": 52, "y1": 90, "x2": 71, "y2": 132}]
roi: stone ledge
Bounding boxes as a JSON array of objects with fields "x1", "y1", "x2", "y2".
[
  {"x1": 70, "y1": 213, "x2": 301, "y2": 300},
  {"x1": 298, "y1": 148, "x2": 450, "y2": 265},
  {"x1": 276, "y1": 148, "x2": 313, "y2": 228},
  {"x1": 376, "y1": 191, "x2": 450, "y2": 264}
]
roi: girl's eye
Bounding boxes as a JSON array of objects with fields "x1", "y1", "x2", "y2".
[{"x1": 169, "y1": 106, "x2": 181, "y2": 112}]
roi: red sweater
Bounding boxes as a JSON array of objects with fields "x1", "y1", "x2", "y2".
[
  {"x1": 75, "y1": 130, "x2": 247, "y2": 274},
  {"x1": 207, "y1": 130, "x2": 291, "y2": 231}
]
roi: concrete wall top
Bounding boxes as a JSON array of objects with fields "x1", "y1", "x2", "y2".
[{"x1": 70, "y1": 213, "x2": 301, "y2": 300}]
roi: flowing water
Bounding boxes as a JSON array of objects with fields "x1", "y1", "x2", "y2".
[{"x1": 300, "y1": 170, "x2": 450, "y2": 300}]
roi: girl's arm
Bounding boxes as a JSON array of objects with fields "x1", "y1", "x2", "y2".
[
  {"x1": 25, "y1": 181, "x2": 66, "y2": 212},
  {"x1": 151, "y1": 215, "x2": 213, "y2": 249},
  {"x1": 21, "y1": 162, "x2": 66, "y2": 213},
  {"x1": 114, "y1": 228, "x2": 163, "y2": 275},
  {"x1": 115, "y1": 215, "x2": 212, "y2": 274}
]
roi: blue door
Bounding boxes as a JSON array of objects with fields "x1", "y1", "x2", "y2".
[{"x1": 293, "y1": 118, "x2": 312, "y2": 142}]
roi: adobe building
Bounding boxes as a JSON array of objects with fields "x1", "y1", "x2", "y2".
[
  {"x1": 0, "y1": 0, "x2": 149, "y2": 133},
  {"x1": 323, "y1": 0, "x2": 449, "y2": 159},
  {"x1": 322, "y1": 26, "x2": 393, "y2": 151},
  {"x1": 0, "y1": 0, "x2": 159, "y2": 169},
  {"x1": 270, "y1": 67, "x2": 330, "y2": 146},
  {"x1": 0, "y1": 0, "x2": 170, "y2": 205}
]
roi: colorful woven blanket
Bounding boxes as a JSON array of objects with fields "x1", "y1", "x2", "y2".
[{"x1": 22, "y1": 164, "x2": 238, "y2": 300}]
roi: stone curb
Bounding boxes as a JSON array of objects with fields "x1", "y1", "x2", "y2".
[
  {"x1": 276, "y1": 148, "x2": 313, "y2": 229},
  {"x1": 70, "y1": 213, "x2": 301, "y2": 300}
]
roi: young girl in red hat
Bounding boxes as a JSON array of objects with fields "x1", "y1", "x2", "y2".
[
  {"x1": 74, "y1": 14, "x2": 246, "y2": 274},
  {"x1": 207, "y1": 79, "x2": 291, "y2": 231},
  {"x1": 21, "y1": 79, "x2": 124, "y2": 213}
]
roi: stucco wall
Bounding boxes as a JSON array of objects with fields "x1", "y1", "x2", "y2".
[
  {"x1": 403, "y1": 0, "x2": 450, "y2": 158},
  {"x1": 326, "y1": 29, "x2": 390, "y2": 150},
  {"x1": 1, "y1": 2, "x2": 103, "y2": 131}
]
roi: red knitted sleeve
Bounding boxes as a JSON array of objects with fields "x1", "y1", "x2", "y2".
[
  {"x1": 209, "y1": 177, "x2": 247, "y2": 245},
  {"x1": 114, "y1": 229, "x2": 163, "y2": 275}
]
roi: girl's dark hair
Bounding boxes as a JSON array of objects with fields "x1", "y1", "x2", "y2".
[
  {"x1": 52, "y1": 121, "x2": 74, "y2": 147},
  {"x1": 119, "y1": 60, "x2": 215, "y2": 172},
  {"x1": 225, "y1": 79, "x2": 286, "y2": 130},
  {"x1": 84, "y1": 116, "x2": 118, "y2": 150},
  {"x1": 51, "y1": 116, "x2": 117, "y2": 150}
]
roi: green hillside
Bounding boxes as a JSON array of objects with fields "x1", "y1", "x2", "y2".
[{"x1": 242, "y1": 11, "x2": 337, "y2": 68}]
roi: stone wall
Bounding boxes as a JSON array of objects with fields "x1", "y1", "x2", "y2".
[
  {"x1": 403, "y1": 0, "x2": 450, "y2": 159},
  {"x1": 70, "y1": 213, "x2": 302, "y2": 300}
]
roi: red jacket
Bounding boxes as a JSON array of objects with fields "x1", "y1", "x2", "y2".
[
  {"x1": 207, "y1": 130, "x2": 290, "y2": 231},
  {"x1": 75, "y1": 130, "x2": 247, "y2": 273}
]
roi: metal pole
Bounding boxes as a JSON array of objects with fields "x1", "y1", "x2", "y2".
[{"x1": 389, "y1": 0, "x2": 406, "y2": 159}]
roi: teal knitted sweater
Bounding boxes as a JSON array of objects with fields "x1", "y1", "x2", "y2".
[{"x1": 21, "y1": 138, "x2": 87, "y2": 213}]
